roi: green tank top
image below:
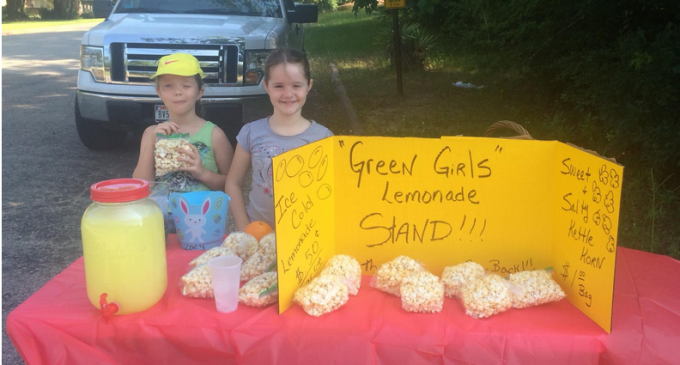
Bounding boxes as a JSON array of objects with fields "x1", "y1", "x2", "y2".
[{"x1": 160, "y1": 121, "x2": 220, "y2": 193}]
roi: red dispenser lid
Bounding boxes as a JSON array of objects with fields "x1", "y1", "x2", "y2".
[{"x1": 90, "y1": 179, "x2": 150, "y2": 203}]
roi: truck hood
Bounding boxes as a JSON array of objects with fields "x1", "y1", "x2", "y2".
[{"x1": 84, "y1": 14, "x2": 281, "y2": 49}]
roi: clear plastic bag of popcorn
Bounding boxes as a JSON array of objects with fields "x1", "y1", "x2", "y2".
[
  {"x1": 239, "y1": 272, "x2": 278, "y2": 307},
  {"x1": 294, "y1": 274, "x2": 349, "y2": 317},
  {"x1": 179, "y1": 264, "x2": 214, "y2": 298},
  {"x1": 442, "y1": 262, "x2": 486, "y2": 298},
  {"x1": 508, "y1": 269, "x2": 565, "y2": 309},
  {"x1": 221, "y1": 232, "x2": 259, "y2": 261},
  {"x1": 240, "y1": 245, "x2": 276, "y2": 282},
  {"x1": 371, "y1": 255, "x2": 425, "y2": 297},
  {"x1": 155, "y1": 133, "x2": 192, "y2": 176},
  {"x1": 400, "y1": 271, "x2": 444, "y2": 313},
  {"x1": 461, "y1": 273, "x2": 513, "y2": 318},
  {"x1": 189, "y1": 247, "x2": 237, "y2": 267},
  {"x1": 319, "y1": 255, "x2": 362, "y2": 295},
  {"x1": 257, "y1": 231, "x2": 276, "y2": 256}
]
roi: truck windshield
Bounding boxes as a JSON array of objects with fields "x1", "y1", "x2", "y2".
[{"x1": 114, "y1": 0, "x2": 282, "y2": 18}]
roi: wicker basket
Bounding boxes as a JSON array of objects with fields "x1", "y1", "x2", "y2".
[{"x1": 483, "y1": 120, "x2": 616, "y2": 163}]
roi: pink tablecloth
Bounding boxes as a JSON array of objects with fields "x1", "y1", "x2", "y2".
[{"x1": 7, "y1": 236, "x2": 680, "y2": 365}]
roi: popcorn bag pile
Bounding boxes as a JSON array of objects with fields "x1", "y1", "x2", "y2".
[
  {"x1": 293, "y1": 255, "x2": 361, "y2": 317},
  {"x1": 179, "y1": 231, "x2": 280, "y2": 307},
  {"x1": 155, "y1": 134, "x2": 192, "y2": 176},
  {"x1": 457, "y1": 267, "x2": 566, "y2": 319},
  {"x1": 371, "y1": 255, "x2": 445, "y2": 313}
]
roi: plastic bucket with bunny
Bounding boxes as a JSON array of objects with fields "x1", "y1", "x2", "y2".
[{"x1": 169, "y1": 191, "x2": 230, "y2": 250}]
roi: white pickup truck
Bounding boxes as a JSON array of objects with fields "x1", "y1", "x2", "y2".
[{"x1": 77, "y1": 0, "x2": 317, "y2": 149}]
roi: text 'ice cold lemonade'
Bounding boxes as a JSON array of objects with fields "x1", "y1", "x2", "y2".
[{"x1": 82, "y1": 179, "x2": 167, "y2": 315}]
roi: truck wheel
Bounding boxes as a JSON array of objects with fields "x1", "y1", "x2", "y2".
[{"x1": 75, "y1": 99, "x2": 127, "y2": 150}]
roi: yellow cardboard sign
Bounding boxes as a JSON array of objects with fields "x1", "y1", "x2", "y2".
[
  {"x1": 273, "y1": 139, "x2": 335, "y2": 313},
  {"x1": 385, "y1": 0, "x2": 406, "y2": 9},
  {"x1": 273, "y1": 136, "x2": 622, "y2": 332}
]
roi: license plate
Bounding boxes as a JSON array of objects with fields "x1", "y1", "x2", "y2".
[{"x1": 155, "y1": 105, "x2": 169, "y2": 123}]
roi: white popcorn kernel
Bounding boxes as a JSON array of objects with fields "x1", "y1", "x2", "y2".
[
  {"x1": 442, "y1": 262, "x2": 486, "y2": 298},
  {"x1": 155, "y1": 138, "x2": 192, "y2": 176},
  {"x1": 508, "y1": 270, "x2": 565, "y2": 309},
  {"x1": 221, "y1": 232, "x2": 259, "y2": 261},
  {"x1": 180, "y1": 264, "x2": 214, "y2": 298},
  {"x1": 373, "y1": 256, "x2": 424, "y2": 297},
  {"x1": 189, "y1": 247, "x2": 236, "y2": 267},
  {"x1": 461, "y1": 274, "x2": 513, "y2": 319},
  {"x1": 320, "y1": 255, "x2": 362, "y2": 295},
  {"x1": 239, "y1": 272, "x2": 278, "y2": 307},
  {"x1": 400, "y1": 271, "x2": 444, "y2": 313},
  {"x1": 294, "y1": 275, "x2": 349, "y2": 317}
]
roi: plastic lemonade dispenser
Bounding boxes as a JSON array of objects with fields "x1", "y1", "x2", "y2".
[{"x1": 81, "y1": 179, "x2": 167, "y2": 316}]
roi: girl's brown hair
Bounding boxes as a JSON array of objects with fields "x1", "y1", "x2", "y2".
[
  {"x1": 155, "y1": 74, "x2": 205, "y2": 118},
  {"x1": 263, "y1": 48, "x2": 311, "y2": 84}
]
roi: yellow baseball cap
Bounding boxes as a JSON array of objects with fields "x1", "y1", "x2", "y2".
[{"x1": 151, "y1": 53, "x2": 204, "y2": 79}]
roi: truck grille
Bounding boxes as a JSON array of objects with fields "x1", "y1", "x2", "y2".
[{"x1": 109, "y1": 43, "x2": 240, "y2": 85}]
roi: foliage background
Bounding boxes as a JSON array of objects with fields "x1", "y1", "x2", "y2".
[{"x1": 308, "y1": 1, "x2": 679, "y2": 258}]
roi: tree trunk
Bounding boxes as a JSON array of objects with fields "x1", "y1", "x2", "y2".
[
  {"x1": 5, "y1": 0, "x2": 28, "y2": 20},
  {"x1": 53, "y1": 0, "x2": 81, "y2": 19}
]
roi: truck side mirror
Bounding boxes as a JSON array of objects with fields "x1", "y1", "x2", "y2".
[
  {"x1": 93, "y1": 0, "x2": 115, "y2": 19},
  {"x1": 287, "y1": 4, "x2": 318, "y2": 24}
]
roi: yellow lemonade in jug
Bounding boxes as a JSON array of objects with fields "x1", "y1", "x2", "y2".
[{"x1": 82, "y1": 179, "x2": 167, "y2": 315}]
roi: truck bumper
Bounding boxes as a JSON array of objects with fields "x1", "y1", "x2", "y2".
[{"x1": 76, "y1": 90, "x2": 272, "y2": 127}]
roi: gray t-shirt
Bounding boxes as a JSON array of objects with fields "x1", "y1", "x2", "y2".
[{"x1": 236, "y1": 117, "x2": 333, "y2": 228}]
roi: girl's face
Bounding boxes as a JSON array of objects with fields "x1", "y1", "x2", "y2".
[
  {"x1": 156, "y1": 74, "x2": 203, "y2": 117},
  {"x1": 264, "y1": 63, "x2": 313, "y2": 118}
]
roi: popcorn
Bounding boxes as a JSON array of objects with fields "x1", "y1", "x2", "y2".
[
  {"x1": 442, "y1": 262, "x2": 486, "y2": 298},
  {"x1": 189, "y1": 247, "x2": 236, "y2": 267},
  {"x1": 155, "y1": 138, "x2": 191, "y2": 176},
  {"x1": 239, "y1": 272, "x2": 278, "y2": 307},
  {"x1": 221, "y1": 232, "x2": 259, "y2": 261},
  {"x1": 508, "y1": 270, "x2": 565, "y2": 309},
  {"x1": 294, "y1": 275, "x2": 349, "y2": 317},
  {"x1": 180, "y1": 264, "x2": 213, "y2": 298},
  {"x1": 320, "y1": 255, "x2": 362, "y2": 295},
  {"x1": 373, "y1": 256, "x2": 424, "y2": 296},
  {"x1": 257, "y1": 232, "x2": 277, "y2": 256},
  {"x1": 461, "y1": 274, "x2": 513, "y2": 318},
  {"x1": 240, "y1": 246, "x2": 276, "y2": 282},
  {"x1": 400, "y1": 271, "x2": 444, "y2": 313}
]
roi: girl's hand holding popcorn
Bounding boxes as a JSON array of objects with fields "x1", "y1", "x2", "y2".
[{"x1": 177, "y1": 143, "x2": 208, "y2": 180}]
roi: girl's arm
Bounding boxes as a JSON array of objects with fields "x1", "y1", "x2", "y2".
[
  {"x1": 132, "y1": 126, "x2": 158, "y2": 182},
  {"x1": 225, "y1": 145, "x2": 252, "y2": 231},
  {"x1": 178, "y1": 127, "x2": 233, "y2": 191}
]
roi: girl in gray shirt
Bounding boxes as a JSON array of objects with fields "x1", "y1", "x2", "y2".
[{"x1": 225, "y1": 48, "x2": 333, "y2": 230}]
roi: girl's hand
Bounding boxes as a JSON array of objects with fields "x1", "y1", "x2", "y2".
[
  {"x1": 177, "y1": 144, "x2": 207, "y2": 179},
  {"x1": 155, "y1": 122, "x2": 180, "y2": 136}
]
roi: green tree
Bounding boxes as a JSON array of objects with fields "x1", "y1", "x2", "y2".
[
  {"x1": 53, "y1": 0, "x2": 81, "y2": 19},
  {"x1": 5, "y1": 0, "x2": 28, "y2": 20}
]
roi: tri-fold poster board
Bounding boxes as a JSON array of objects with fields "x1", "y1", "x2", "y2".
[{"x1": 273, "y1": 136, "x2": 623, "y2": 332}]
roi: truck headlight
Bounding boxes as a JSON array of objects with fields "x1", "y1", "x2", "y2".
[
  {"x1": 81, "y1": 46, "x2": 105, "y2": 82},
  {"x1": 244, "y1": 50, "x2": 271, "y2": 86}
]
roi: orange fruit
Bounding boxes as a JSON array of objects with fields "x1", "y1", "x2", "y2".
[{"x1": 244, "y1": 221, "x2": 273, "y2": 241}]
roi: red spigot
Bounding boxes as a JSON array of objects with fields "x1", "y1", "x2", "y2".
[{"x1": 99, "y1": 293, "x2": 120, "y2": 324}]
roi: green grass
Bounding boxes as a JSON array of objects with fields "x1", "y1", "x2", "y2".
[
  {"x1": 302, "y1": 6, "x2": 680, "y2": 259},
  {"x1": 2, "y1": 18, "x2": 103, "y2": 31}
]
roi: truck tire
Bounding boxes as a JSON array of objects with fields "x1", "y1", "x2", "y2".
[{"x1": 75, "y1": 99, "x2": 127, "y2": 150}]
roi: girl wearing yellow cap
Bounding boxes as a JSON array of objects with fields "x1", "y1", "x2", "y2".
[{"x1": 133, "y1": 53, "x2": 234, "y2": 193}]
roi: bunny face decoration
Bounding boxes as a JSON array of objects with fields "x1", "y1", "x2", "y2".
[{"x1": 169, "y1": 191, "x2": 230, "y2": 250}]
